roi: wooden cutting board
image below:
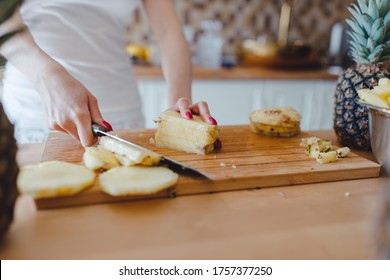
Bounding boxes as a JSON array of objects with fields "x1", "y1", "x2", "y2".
[{"x1": 36, "y1": 126, "x2": 380, "y2": 209}]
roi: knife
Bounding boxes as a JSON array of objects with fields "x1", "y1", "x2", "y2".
[{"x1": 92, "y1": 124, "x2": 212, "y2": 180}]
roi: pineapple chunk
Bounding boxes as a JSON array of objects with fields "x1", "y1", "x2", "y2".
[
  {"x1": 83, "y1": 146, "x2": 120, "y2": 171},
  {"x1": 99, "y1": 166, "x2": 178, "y2": 196},
  {"x1": 316, "y1": 151, "x2": 338, "y2": 164},
  {"x1": 318, "y1": 140, "x2": 334, "y2": 153},
  {"x1": 301, "y1": 137, "x2": 334, "y2": 158},
  {"x1": 300, "y1": 137, "x2": 320, "y2": 148},
  {"x1": 308, "y1": 142, "x2": 320, "y2": 159},
  {"x1": 99, "y1": 136, "x2": 161, "y2": 166},
  {"x1": 154, "y1": 110, "x2": 219, "y2": 155},
  {"x1": 301, "y1": 137, "x2": 350, "y2": 164},
  {"x1": 17, "y1": 161, "x2": 96, "y2": 198},
  {"x1": 336, "y1": 147, "x2": 351, "y2": 158}
]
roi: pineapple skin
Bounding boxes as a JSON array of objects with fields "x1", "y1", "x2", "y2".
[
  {"x1": 334, "y1": 63, "x2": 390, "y2": 150},
  {"x1": 0, "y1": 104, "x2": 19, "y2": 242}
]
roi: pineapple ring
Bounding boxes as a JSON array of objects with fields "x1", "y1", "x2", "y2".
[
  {"x1": 17, "y1": 161, "x2": 96, "y2": 198},
  {"x1": 99, "y1": 166, "x2": 178, "y2": 196}
]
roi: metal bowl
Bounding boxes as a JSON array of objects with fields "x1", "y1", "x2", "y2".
[{"x1": 361, "y1": 101, "x2": 390, "y2": 176}]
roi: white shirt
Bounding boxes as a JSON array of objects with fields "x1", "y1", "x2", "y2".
[{"x1": 2, "y1": 0, "x2": 144, "y2": 143}]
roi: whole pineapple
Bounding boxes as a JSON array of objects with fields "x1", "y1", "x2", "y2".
[
  {"x1": 0, "y1": 104, "x2": 19, "y2": 241},
  {"x1": 0, "y1": 0, "x2": 22, "y2": 241},
  {"x1": 334, "y1": 0, "x2": 390, "y2": 150}
]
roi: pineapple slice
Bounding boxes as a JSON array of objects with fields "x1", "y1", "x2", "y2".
[
  {"x1": 83, "y1": 146, "x2": 120, "y2": 171},
  {"x1": 99, "y1": 136, "x2": 161, "y2": 166},
  {"x1": 358, "y1": 79, "x2": 390, "y2": 108},
  {"x1": 154, "y1": 110, "x2": 219, "y2": 155},
  {"x1": 17, "y1": 161, "x2": 96, "y2": 198},
  {"x1": 358, "y1": 88, "x2": 390, "y2": 108},
  {"x1": 99, "y1": 166, "x2": 178, "y2": 196},
  {"x1": 378, "y1": 78, "x2": 390, "y2": 86},
  {"x1": 316, "y1": 151, "x2": 338, "y2": 164}
]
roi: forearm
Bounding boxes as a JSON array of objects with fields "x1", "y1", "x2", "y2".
[
  {"x1": 159, "y1": 28, "x2": 192, "y2": 107},
  {"x1": 142, "y1": 0, "x2": 192, "y2": 107},
  {"x1": 0, "y1": 9, "x2": 65, "y2": 92}
]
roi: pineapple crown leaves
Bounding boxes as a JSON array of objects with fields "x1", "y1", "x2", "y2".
[
  {"x1": 346, "y1": 0, "x2": 390, "y2": 64},
  {"x1": 0, "y1": 0, "x2": 23, "y2": 47}
]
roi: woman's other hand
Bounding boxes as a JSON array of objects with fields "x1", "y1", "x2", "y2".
[{"x1": 171, "y1": 97, "x2": 218, "y2": 125}]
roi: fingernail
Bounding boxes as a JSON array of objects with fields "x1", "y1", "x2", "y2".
[
  {"x1": 214, "y1": 138, "x2": 222, "y2": 150},
  {"x1": 185, "y1": 112, "x2": 193, "y2": 119},
  {"x1": 209, "y1": 116, "x2": 218, "y2": 125},
  {"x1": 103, "y1": 120, "x2": 113, "y2": 131}
]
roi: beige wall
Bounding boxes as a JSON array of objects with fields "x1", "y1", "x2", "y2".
[{"x1": 126, "y1": 0, "x2": 350, "y2": 58}]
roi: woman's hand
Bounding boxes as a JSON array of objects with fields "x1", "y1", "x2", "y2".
[
  {"x1": 37, "y1": 65, "x2": 111, "y2": 147},
  {"x1": 171, "y1": 97, "x2": 222, "y2": 150},
  {"x1": 171, "y1": 97, "x2": 218, "y2": 125},
  {"x1": 0, "y1": 9, "x2": 111, "y2": 147}
]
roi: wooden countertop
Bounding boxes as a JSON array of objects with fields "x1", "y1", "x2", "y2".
[
  {"x1": 134, "y1": 65, "x2": 340, "y2": 81},
  {"x1": 1, "y1": 130, "x2": 389, "y2": 260}
]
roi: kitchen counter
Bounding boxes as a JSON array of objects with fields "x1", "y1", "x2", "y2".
[
  {"x1": 1, "y1": 130, "x2": 388, "y2": 260},
  {"x1": 134, "y1": 65, "x2": 340, "y2": 80}
]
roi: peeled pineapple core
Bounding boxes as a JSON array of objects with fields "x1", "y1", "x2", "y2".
[
  {"x1": 316, "y1": 151, "x2": 337, "y2": 164},
  {"x1": 83, "y1": 146, "x2": 120, "y2": 171},
  {"x1": 113, "y1": 154, "x2": 137, "y2": 166},
  {"x1": 99, "y1": 166, "x2": 178, "y2": 196},
  {"x1": 99, "y1": 136, "x2": 161, "y2": 166},
  {"x1": 154, "y1": 110, "x2": 219, "y2": 155},
  {"x1": 17, "y1": 161, "x2": 96, "y2": 198}
]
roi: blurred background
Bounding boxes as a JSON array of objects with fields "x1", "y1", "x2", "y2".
[{"x1": 124, "y1": 0, "x2": 350, "y2": 66}]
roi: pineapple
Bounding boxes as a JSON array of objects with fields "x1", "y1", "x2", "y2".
[
  {"x1": 0, "y1": 104, "x2": 18, "y2": 241},
  {"x1": 0, "y1": 0, "x2": 23, "y2": 242},
  {"x1": 99, "y1": 166, "x2": 178, "y2": 196},
  {"x1": 154, "y1": 110, "x2": 220, "y2": 155},
  {"x1": 334, "y1": 0, "x2": 390, "y2": 150},
  {"x1": 83, "y1": 146, "x2": 120, "y2": 171},
  {"x1": 17, "y1": 161, "x2": 96, "y2": 199}
]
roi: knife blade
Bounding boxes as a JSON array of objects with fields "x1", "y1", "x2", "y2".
[{"x1": 92, "y1": 124, "x2": 211, "y2": 179}]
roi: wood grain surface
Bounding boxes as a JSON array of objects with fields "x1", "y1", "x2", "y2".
[{"x1": 36, "y1": 126, "x2": 380, "y2": 209}]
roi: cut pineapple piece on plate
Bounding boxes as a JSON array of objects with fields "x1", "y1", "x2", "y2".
[
  {"x1": 378, "y1": 78, "x2": 390, "y2": 86},
  {"x1": 83, "y1": 146, "x2": 120, "y2": 171},
  {"x1": 99, "y1": 166, "x2": 178, "y2": 196},
  {"x1": 17, "y1": 161, "x2": 96, "y2": 198},
  {"x1": 358, "y1": 89, "x2": 390, "y2": 108},
  {"x1": 99, "y1": 136, "x2": 161, "y2": 166}
]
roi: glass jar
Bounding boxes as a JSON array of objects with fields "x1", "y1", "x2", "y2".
[{"x1": 196, "y1": 20, "x2": 223, "y2": 69}]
